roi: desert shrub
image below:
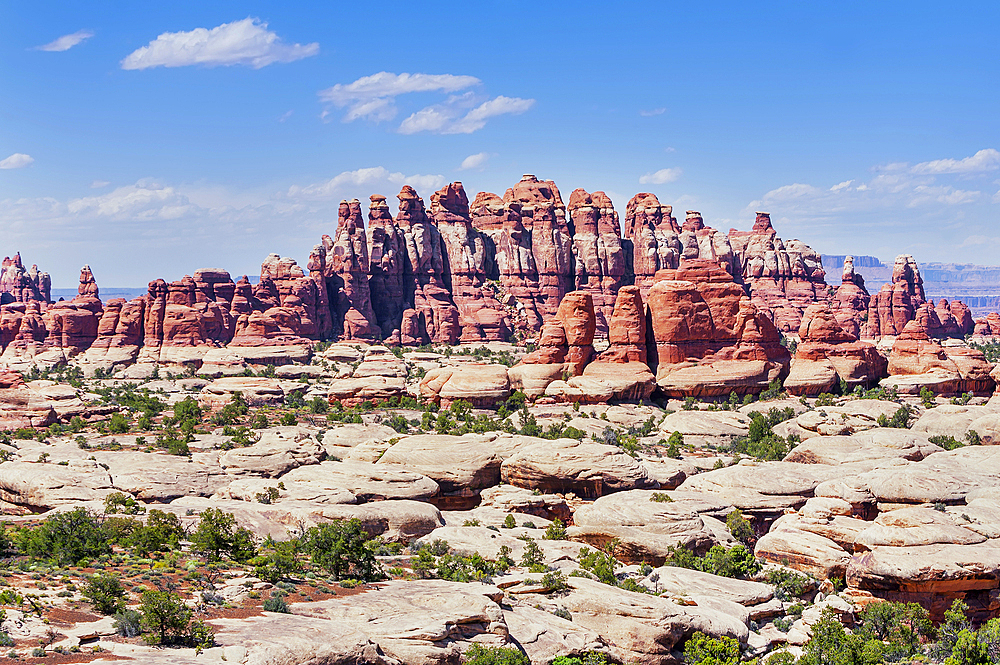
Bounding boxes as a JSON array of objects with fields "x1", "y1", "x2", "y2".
[
  {"x1": 929, "y1": 434, "x2": 965, "y2": 450},
  {"x1": 766, "y1": 568, "x2": 811, "y2": 600},
  {"x1": 189, "y1": 508, "x2": 256, "y2": 562},
  {"x1": 127, "y1": 509, "x2": 184, "y2": 556},
  {"x1": 262, "y1": 592, "x2": 290, "y2": 613},
  {"x1": 14, "y1": 507, "x2": 111, "y2": 565},
  {"x1": 104, "y1": 492, "x2": 146, "y2": 515},
  {"x1": 139, "y1": 589, "x2": 192, "y2": 645},
  {"x1": 304, "y1": 518, "x2": 381, "y2": 581},
  {"x1": 725, "y1": 509, "x2": 754, "y2": 545},
  {"x1": 683, "y1": 631, "x2": 741, "y2": 665},
  {"x1": 464, "y1": 644, "x2": 529, "y2": 665},
  {"x1": 82, "y1": 573, "x2": 127, "y2": 615},
  {"x1": 543, "y1": 519, "x2": 567, "y2": 540}
]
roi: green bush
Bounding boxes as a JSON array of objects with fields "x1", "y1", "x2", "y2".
[
  {"x1": 83, "y1": 573, "x2": 127, "y2": 615},
  {"x1": 766, "y1": 568, "x2": 810, "y2": 600},
  {"x1": 189, "y1": 508, "x2": 256, "y2": 562},
  {"x1": 253, "y1": 541, "x2": 300, "y2": 583},
  {"x1": 108, "y1": 412, "x2": 130, "y2": 434},
  {"x1": 139, "y1": 589, "x2": 192, "y2": 645},
  {"x1": 262, "y1": 594, "x2": 289, "y2": 613},
  {"x1": 726, "y1": 509, "x2": 754, "y2": 545},
  {"x1": 665, "y1": 430, "x2": 683, "y2": 459},
  {"x1": 14, "y1": 507, "x2": 111, "y2": 565},
  {"x1": 104, "y1": 492, "x2": 146, "y2": 515},
  {"x1": 463, "y1": 644, "x2": 529, "y2": 665},
  {"x1": 683, "y1": 631, "x2": 741, "y2": 665},
  {"x1": 578, "y1": 546, "x2": 619, "y2": 585},
  {"x1": 304, "y1": 519, "x2": 382, "y2": 581},
  {"x1": 543, "y1": 519, "x2": 567, "y2": 540},
  {"x1": 127, "y1": 509, "x2": 184, "y2": 557},
  {"x1": 930, "y1": 434, "x2": 965, "y2": 450},
  {"x1": 665, "y1": 543, "x2": 760, "y2": 578}
]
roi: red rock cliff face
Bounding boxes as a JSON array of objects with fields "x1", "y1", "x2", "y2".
[
  {"x1": 505, "y1": 175, "x2": 573, "y2": 323},
  {"x1": 831, "y1": 256, "x2": 871, "y2": 338},
  {"x1": 729, "y1": 213, "x2": 828, "y2": 334},
  {"x1": 367, "y1": 194, "x2": 407, "y2": 340},
  {"x1": 397, "y1": 186, "x2": 460, "y2": 345},
  {"x1": 431, "y1": 182, "x2": 510, "y2": 342},
  {"x1": 325, "y1": 199, "x2": 380, "y2": 341},
  {"x1": 785, "y1": 301, "x2": 887, "y2": 395},
  {"x1": 864, "y1": 254, "x2": 926, "y2": 338},
  {"x1": 622, "y1": 193, "x2": 680, "y2": 296},
  {"x1": 567, "y1": 189, "x2": 626, "y2": 335},
  {"x1": 645, "y1": 258, "x2": 789, "y2": 396},
  {"x1": 472, "y1": 195, "x2": 542, "y2": 334}
]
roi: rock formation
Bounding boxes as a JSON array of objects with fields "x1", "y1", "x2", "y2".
[
  {"x1": 784, "y1": 302, "x2": 888, "y2": 396},
  {"x1": 567, "y1": 189, "x2": 626, "y2": 334},
  {"x1": 325, "y1": 200, "x2": 380, "y2": 341},
  {"x1": 729, "y1": 213, "x2": 828, "y2": 333},
  {"x1": 647, "y1": 259, "x2": 791, "y2": 397},
  {"x1": 884, "y1": 311, "x2": 994, "y2": 394},
  {"x1": 431, "y1": 183, "x2": 509, "y2": 342},
  {"x1": 397, "y1": 186, "x2": 461, "y2": 345},
  {"x1": 831, "y1": 256, "x2": 871, "y2": 338},
  {"x1": 864, "y1": 254, "x2": 926, "y2": 337},
  {"x1": 366, "y1": 194, "x2": 407, "y2": 340}
]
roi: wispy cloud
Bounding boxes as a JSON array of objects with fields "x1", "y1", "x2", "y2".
[
  {"x1": 35, "y1": 29, "x2": 94, "y2": 52},
  {"x1": 121, "y1": 18, "x2": 318, "y2": 70},
  {"x1": 318, "y1": 72, "x2": 534, "y2": 133},
  {"x1": 910, "y1": 148, "x2": 1000, "y2": 175},
  {"x1": 459, "y1": 152, "x2": 490, "y2": 171},
  {"x1": 90, "y1": 180, "x2": 111, "y2": 189},
  {"x1": 319, "y1": 72, "x2": 480, "y2": 122},
  {"x1": 639, "y1": 168, "x2": 682, "y2": 185},
  {"x1": 0, "y1": 153, "x2": 34, "y2": 169},
  {"x1": 747, "y1": 151, "x2": 997, "y2": 216},
  {"x1": 639, "y1": 107, "x2": 666, "y2": 117},
  {"x1": 400, "y1": 95, "x2": 534, "y2": 135},
  {"x1": 278, "y1": 110, "x2": 294, "y2": 123},
  {"x1": 285, "y1": 167, "x2": 445, "y2": 201}
]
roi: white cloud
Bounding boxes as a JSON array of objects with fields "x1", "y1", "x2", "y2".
[
  {"x1": 67, "y1": 182, "x2": 197, "y2": 220},
  {"x1": 278, "y1": 110, "x2": 294, "y2": 123},
  {"x1": 639, "y1": 107, "x2": 666, "y2": 117},
  {"x1": 830, "y1": 180, "x2": 854, "y2": 192},
  {"x1": 90, "y1": 180, "x2": 111, "y2": 189},
  {"x1": 319, "y1": 72, "x2": 534, "y2": 133},
  {"x1": 445, "y1": 96, "x2": 535, "y2": 134},
  {"x1": 459, "y1": 152, "x2": 490, "y2": 170},
  {"x1": 638, "y1": 168, "x2": 682, "y2": 185},
  {"x1": 910, "y1": 148, "x2": 1000, "y2": 175},
  {"x1": 285, "y1": 167, "x2": 445, "y2": 201},
  {"x1": 397, "y1": 94, "x2": 534, "y2": 135},
  {"x1": 665, "y1": 147, "x2": 676, "y2": 153},
  {"x1": 35, "y1": 30, "x2": 94, "y2": 52},
  {"x1": 318, "y1": 72, "x2": 480, "y2": 123},
  {"x1": 121, "y1": 18, "x2": 318, "y2": 70},
  {"x1": 0, "y1": 153, "x2": 34, "y2": 169}
]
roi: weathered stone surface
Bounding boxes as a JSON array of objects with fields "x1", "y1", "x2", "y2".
[
  {"x1": 217, "y1": 427, "x2": 326, "y2": 477},
  {"x1": 377, "y1": 435, "x2": 501, "y2": 494},
  {"x1": 501, "y1": 438, "x2": 657, "y2": 498},
  {"x1": 784, "y1": 428, "x2": 940, "y2": 465},
  {"x1": 274, "y1": 460, "x2": 441, "y2": 502},
  {"x1": 640, "y1": 566, "x2": 774, "y2": 606},
  {"x1": 755, "y1": 525, "x2": 852, "y2": 580},
  {"x1": 569, "y1": 489, "x2": 725, "y2": 563},
  {"x1": 419, "y1": 364, "x2": 511, "y2": 406},
  {"x1": 0, "y1": 460, "x2": 115, "y2": 509}
]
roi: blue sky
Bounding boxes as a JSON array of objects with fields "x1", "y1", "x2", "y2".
[{"x1": 2, "y1": 1, "x2": 998, "y2": 287}]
